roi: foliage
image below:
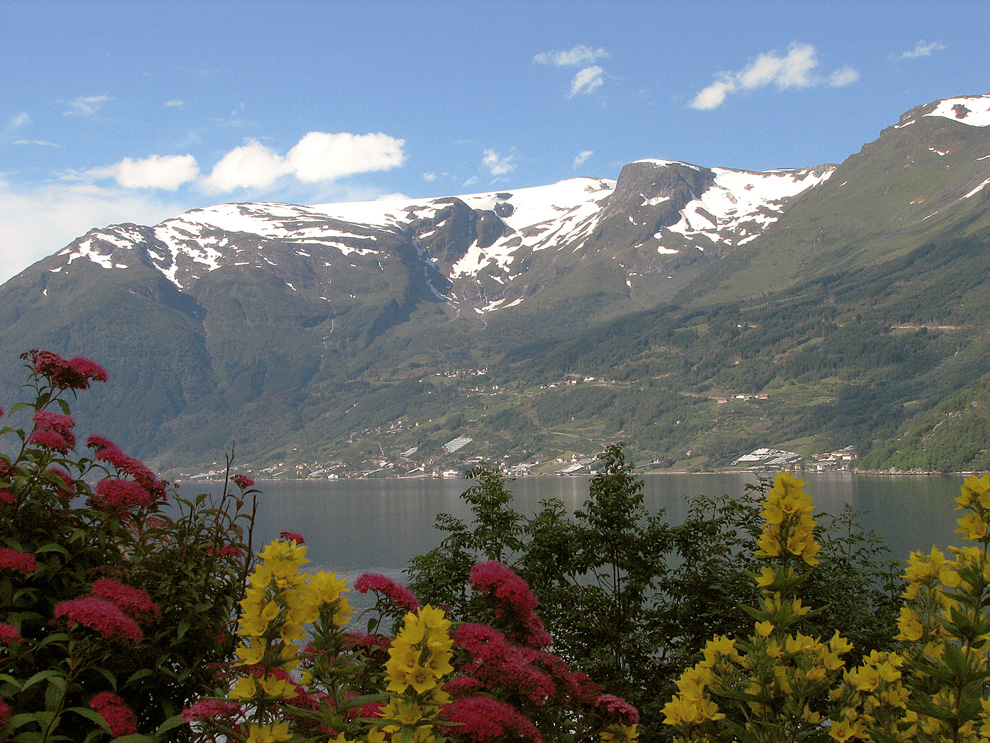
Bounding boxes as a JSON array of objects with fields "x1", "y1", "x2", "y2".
[
  {"x1": 189, "y1": 537, "x2": 640, "y2": 743},
  {"x1": 662, "y1": 470, "x2": 990, "y2": 743},
  {"x1": 407, "y1": 447, "x2": 902, "y2": 741},
  {"x1": 0, "y1": 350, "x2": 255, "y2": 741}
]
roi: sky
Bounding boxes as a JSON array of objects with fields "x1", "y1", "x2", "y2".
[{"x1": 1, "y1": 0, "x2": 987, "y2": 284}]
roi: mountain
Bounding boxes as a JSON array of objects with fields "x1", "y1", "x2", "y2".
[{"x1": 3, "y1": 94, "x2": 990, "y2": 476}]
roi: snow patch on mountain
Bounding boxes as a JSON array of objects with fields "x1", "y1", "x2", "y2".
[
  {"x1": 654, "y1": 166, "x2": 834, "y2": 249},
  {"x1": 925, "y1": 95, "x2": 990, "y2": 127}
]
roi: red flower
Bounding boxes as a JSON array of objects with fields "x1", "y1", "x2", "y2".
[
  {"x1": 232, "y1": 474, "x2": 254, "y2": 489},
  {"x1": 23, "y1": 350, "x2": 107, "y2": 390},
  {"x1": 54, "y1": 596, "x2": 143, "y2": 642},
  {"x1": 27, "y1": 411, "x2": 76, "y2": 454},
  {"x1": 0, "y1": 698, "x2": 9, "y2": 727},
  {"x1": 279, "y1": 531, "x2": 305, "y2": 544},
  {"x1": 89, "y1": 578, "x2": 161, "y2": 625},
  {"x1": 595, "y1": 694, "x2": 639, "y2": 725},
  {"x1": 181, "y1": 699, "x2": 242, "y2": 722},
  {"x1": 88, "y1": 478, "x2": 157, "y2": 516},
  {"x1": 354, "y1": 572, "x2": 420, "y2": 611},
  {"x1": 469, "y1": 562, "x2": 550, "y2": 648},
  {"x1": 89, "y1": 692, "x2": 137, "y2": 737},
  {"x1": 0, "y1": 622, "x2": 21, "y2": 643},
  {"x1": 441, "y1": 696, "x2": 542, "y2": 743},
  {"x1": 0, "y1": 547, "x2": 36, "y2": 575}
]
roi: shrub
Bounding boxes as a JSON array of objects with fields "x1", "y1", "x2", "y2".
[{"x1": 0, "y1": 350, "x2": 255, "y2": 741}]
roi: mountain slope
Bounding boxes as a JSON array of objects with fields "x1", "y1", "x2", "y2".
[{"x1": 2, "y1": 93, "x2": 990, "y2": 473}]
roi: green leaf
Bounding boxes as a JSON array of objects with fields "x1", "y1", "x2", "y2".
[{"x1": 22, "y1": 670, "x2": 63, "y2": 691}]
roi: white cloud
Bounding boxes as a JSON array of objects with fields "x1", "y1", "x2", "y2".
[
  {"x1": 14, "y1": 139, "x2": 60, "y2": 147},
  {"x1": 63, "y1": 95, "x2": 110, "y2": 117},
  {"x1": 534, "y1": 44, "x2": 609, "y2": 67},
  {"x1": 573, "y1": 150, "x2": 594, "y2": 168},
  {"x1": 829, "y1": 66, "x2": 860, "y2": 87},
  {"x1": 0, "y1": 178, "x2": 185, "y2": 284},
  {"x1": 422, "y1": 172, "x2": 438, "y2": 182},
  {"x1": 163, "y1": 99, "x2": 185, "y2": 108},
  {"x1": 202, "y1": 140, "x2": 286, "y2": 192},
  {"x1": 690, "y1": 43, "x2": 858, "y2": 110},
  {"x1": 481, "y1": 149, "x2": 516, "y2": 176},
  {"x1": 93, "y1": 154, "x2": 200, "y2": 190},
  {"x1": 894, "y1": 40, "x2": 947, "y2": 60},
  {"x1": 285, "y1": 132, "x2": 405, "y2": 183},
  {"x1": 201, "y1": 132, "x2": 406, "y2": 193},
  {"x1": 7, "y1": 111, "x2": 30, "y2": 130},
  {"x1": 570, "y1": 66, "x2": 605, "y2": 97}
]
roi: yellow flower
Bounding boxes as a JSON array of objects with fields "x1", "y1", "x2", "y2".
[
  {"x1": 755, "y1": 621, "x2": 774, "y2": 637},
  {"x1": 246, "y1": 722, "x2": 292, "y2": 743},
  {"x1": 600, "y1": 724, "x2": 638, "y2": 742}
]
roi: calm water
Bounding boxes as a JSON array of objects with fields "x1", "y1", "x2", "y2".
[{"x1": 177, "y1": 472, "x2": 967, "y2": 586}]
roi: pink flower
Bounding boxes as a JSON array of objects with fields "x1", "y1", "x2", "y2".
[
  {"x1": 469, "y1": 562, "x2": 550, "y2": 648},
  {"x1": 0, "y1": 622, "x2": 21, "y2": 643},
  {"x1": 89, "y1": 578, "x2": 161, "y2": 625},
  {"x1": 232, "y1": 474, "x2": 254, "y2": 489},
  {"x1": 0, "y1": 489, "x2": 14, "y2": 508},
  {"x1": 279, "y1": 531, "x2": 305, "y2": 544},
  {"x1": 27, "y1": 411, "x2": 76, "y2": 454},
  {"x1": 89, "y1": 692, "x2": 137, "y2": 737},
  {"x1": 0, "y1": 548, "x2": 36, "y2": 575},
  {"x1": 205, "y1": 545, "x2": 245, "y2": 558},
  {"x1": 0, "y1": 698, "x2": 9, "y2": 727},
  {"x1": 23, "y1": 350, "x2": 107, "y2": 390},
  {"x1": 354, "y1": 573, "x2": 420, "y2": 611},
  {"x1": 567, "y1": 671, "x2": 604, "y2": 705},
  {"x1": 54, "y1": 596, "x2": 143, "y2": 642},
  {"x1": 88, "y1": 478, "x2": 157, "y2": 516},
  {"x1": 86, "y1": 439, "x2": 167, "y2": 500},
  {"x1": 441, "y1": 696, "x2": 542, "y2": 743},
  {"x1": 181, "y1": 699, "x2": 242, "y2": 722},
  {"x1": 595, "y1": 694, "x2": 639, "y2": 725}
]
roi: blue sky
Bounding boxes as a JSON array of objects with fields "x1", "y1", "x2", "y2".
[{"x1": 1, "y1": 0, "x2": 987, "y2": 283}]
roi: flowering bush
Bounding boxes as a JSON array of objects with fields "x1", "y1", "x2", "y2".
[
  {"x1": 660, "y1": 471, "x2": 990, "y2": 743},
  {"x1": 188, "y1": 534, "x2": 639, "y2": 743},
  {"x1": 0, "y1": 350, "x2": 255, "y2": 741}
]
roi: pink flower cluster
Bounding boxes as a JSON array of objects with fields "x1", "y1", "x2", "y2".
[
  {"x1": 468, "y1": 562, "x2": 551, "y2": 649},
  {"x1": 279, "y1": 531, "x2": 305, "y2": 544},
  {"x1": 27, "y1": 411, "x2": 76, "y2": 454},
  {"x1": 205, "y1": 545, "x2": 244, "y2": 558},
  {"x1": 453, "y1": 623, "x2": 559, "y2": 706},
  {"x1": 55, "y1": 596, "x2": 143, "y2": 642},
  {"x1": 441, "y1": 696, "x2": 542, "y2": 743},
  {"x1": 89, "y1": 692, "x2": 137, "y2": 737},
  {"x1": 595, "y1": 693, "x2": 639, "y2": 725},
  {"x1": 85, "y1": 436, "x2": 167, "y2": 514},
  {"x1": 354, "y1": 572, "x2": 420, "y2": 612},
  {"x1": 0, "y1": 547, "x2": 36, "y2": 575},
  {"x1": 232, "y1": 474, "x2": 254, "y2": 489},
  {"x1": 89, "y1": 578, "x2": 161, "y2": 625},
  {"x1": 0, "y1": 622, "x2": 22, "y2": 644},
  {"x1": 54, "y1": 578, "x2": 158, "y2": 642},
  {"x1": 23, "y1": 350, "x2": 108, "y2": 390},
  {"x1": 181, "y1": 699, "x2": 242, "y2": 723}
]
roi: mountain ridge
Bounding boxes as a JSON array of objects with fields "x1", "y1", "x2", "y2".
[{"x1": 3, "y1": 93, "x2": 990, "y2": 475}]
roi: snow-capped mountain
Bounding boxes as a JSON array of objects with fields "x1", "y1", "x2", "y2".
[
  {"x1": 5, "y1": 93, "x2": 990, "y2": 472},
  {"x1": 47, "y1": 158, "x2": 833, "y2": 316}
]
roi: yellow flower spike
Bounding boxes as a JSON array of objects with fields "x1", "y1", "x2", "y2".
[
  {"x1": 230, "y1": 674, "x2": 257, "y2": 700},
  {"x1": 246, "y1": 722, "x2": 292, "y2": 743},
  {"x1": 235, "y1": 641, "x2": 265, "y2": 665},
  {"x1": 755, "y1": 565, "x2": 777, "y2": 588},
  {"x1": 258, "y1": 673, "x2": 298, "y2": 699}
]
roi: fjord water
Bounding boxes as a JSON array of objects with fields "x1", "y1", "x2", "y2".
[{"x1": 186, "y1": 473, "x2": 964, "y2": 585}]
